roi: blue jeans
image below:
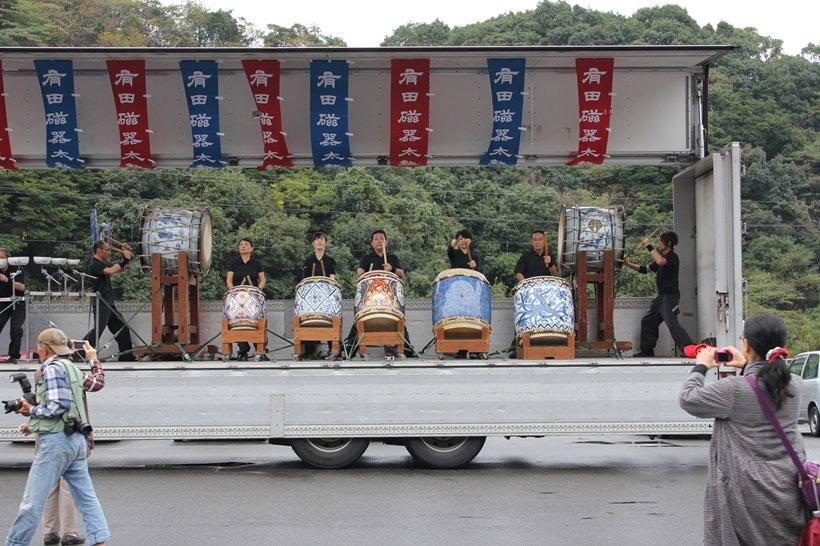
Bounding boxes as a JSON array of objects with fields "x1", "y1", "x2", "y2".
[{"x1": 5, "y1": 432, "x2": 110, "y2": 546}]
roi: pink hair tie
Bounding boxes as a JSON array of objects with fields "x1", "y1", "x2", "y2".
[{"x1": 766, "y1": 347, "x2": 789, "y2": 363}]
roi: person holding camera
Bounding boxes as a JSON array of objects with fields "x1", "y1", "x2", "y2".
[
  {"x1": 82, "y1": 240, "x2": 136, "y2": 362},
  {"x1": 679, "y1": 313, "x2": 806, "y2": 545},
  {"x1": 623, "y1": 230, "x2": 693, "y2": 357},
  {"x1": 5, "y1": 328, "x2": 110, "y2": 546},
  {"x1": 41, "y1": 339, "x2": 106, "y2": 545}
]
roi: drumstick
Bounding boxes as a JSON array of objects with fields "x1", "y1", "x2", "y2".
[
  {"x1": 623, "y1": 227, "x2": 661, "y2": 261},
  {"x1": 242, "y1": 275, "x2": 251, "y2": 286},
  {"x1": 320, "y1": 259, "x2": 326, "y2": 277},
  {"x1": 383, "y1": 239, "x2": 388, "y2": 269},
  {"x1": 311, "y1": 263, "x2": 316, "y2": 277}
]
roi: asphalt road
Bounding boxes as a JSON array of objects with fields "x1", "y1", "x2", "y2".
[{"x1": 7, "y1": 433, "x2": 817, "y2": 546}]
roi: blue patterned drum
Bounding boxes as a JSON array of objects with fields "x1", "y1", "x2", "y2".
[
  {"x1": 432, "y1": 269, "x2": 492, "y2": 337},
  {"x1": 294, "y1": 276, "x2": 343, "y2": 327},
  {"x1": 558, "y1": 205, "x2": 624, "y2": 272},
  {"x1": 512, "y1": 276, "x2": 574, "y2": 341},
  {"x1": 140, "y1": 207, "x2": 213, "y2": 276},
  {"x1": 223, "y1": 285, "x2": 265, "y2": 330},
  {"x1": 354, "y1": 270, "x2": 405, "y2": 331}
]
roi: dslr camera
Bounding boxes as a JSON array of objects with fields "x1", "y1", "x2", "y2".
[{"x1": 2, "y1": 373, "x2": 37, "y2": 414}]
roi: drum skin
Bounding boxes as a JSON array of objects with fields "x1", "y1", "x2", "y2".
[
  {"x1": 223, "y1": 286, "x2": 266, "y2": 330},
  {"x1": 140, "y1": 207, "x2": 213, "y2": 276},
  {"x1": 512, "y1": 276, "x2": 574, "y2": 340},
  {"x1": 558, "y1": 205, "x2": 624, "y2": 272},
  {"x1": 294, "y1": 276, "x2": 343, "y2": 327},
  {"x1": 353, "y1": 270, "x2": 405, "y2": 331},
  {"x1": 431, "y1": 268, "x2": 492, "y2": 336}
]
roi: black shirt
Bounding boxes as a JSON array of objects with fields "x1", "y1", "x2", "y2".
[
  {"x1": 88, "y1": 258, "x2": 114, "y2": 300},
  {"x1": 0, "y1": 267, "x2": 23, "y2": 298},
  {"x1": 358, "y1": 252, "x2": 402, "y2": 274},
  {"x1": 514, "y1": 249, "x2": 557, "y2": 279},
  {"x1": 228, "y1": 257, "x2": 264, "y2": 288},
  {"x1": 649, "y1": 250, "x2": 680, "y2": 295},
  {"x1": 302, "y1": 254, "x2": 337, "y2": 279},
  {"x1": 447, "y1": 246, "x2": 481, "y2": 272}
]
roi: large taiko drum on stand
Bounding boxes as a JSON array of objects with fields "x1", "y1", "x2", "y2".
[
  {"x1": 223, "y1": 285, "x2": 266, "y2": 330},
  {"x1": 431, "y1": 268, "x2": 492, "y2": 337},
  {"x1": 558, "y1": 205, "x2": 624, "y2": 272},
  {"x1": 294, "y1": 276, "x2": 343, "y2": 327},
  {"x1": 512, "y1": 276, "x2": 574, "y2": 341},
  {"x1": 353, "y1": 270, "x2": 405, "y2": 331},
  {"x1": 140, "y1": 207, "x2": 213, "y2": 275}
]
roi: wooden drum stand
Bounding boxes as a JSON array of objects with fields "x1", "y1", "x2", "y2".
[{"x1": 574, "y1": 249, "x2": 632, "y2": 353}]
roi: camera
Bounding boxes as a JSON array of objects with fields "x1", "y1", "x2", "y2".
[
  {"x1": 2, "y1": 373, "x2": 36, "y2": 414},
  {"x1": 72, "y1": 340, "x2": 85, "y2": 350},
  {"x1": 716, "y1": 350, "x2": 732, "y2": 363},
  {"x1": 64, "y1": 417, "x2": 93, "y2": 437}
]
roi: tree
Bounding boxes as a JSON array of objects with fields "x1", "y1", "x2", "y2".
[{"x1": 262, "y1": 23, "x2": 344, "y2": 47}]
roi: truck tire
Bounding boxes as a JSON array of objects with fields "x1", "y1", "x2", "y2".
[
  {"x1": 810, "y1": 407, "x2": 820, "y2": 437},
  {"x1": 290, "y1": 438, "x2": 370, "y2": 469},
  {"x1": 405, "y1": 436, "x2": 486, "y2": 469}
]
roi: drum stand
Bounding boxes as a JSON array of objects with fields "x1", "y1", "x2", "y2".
[
  {"x1": 292, "y1": 316, "x2": 342, "y2": 358},
  {"x1": 133, "y1": 252, "x2": 217, "y2": 360},
  {"x1": 573, "y1": 250, "x2": 632, "y2": 354},
  {"x1": 355, "y1": 318, "x2": 405, "y2": 357},
  {"x1": 222, "y1": 318, "x2": 267, "y2": 362},
  {"x1": 434, "y1": 326, "x2": 491, "y2": 359},
  {"x1": 515, "y1": 331, "x2": 576, "y2": 360}
]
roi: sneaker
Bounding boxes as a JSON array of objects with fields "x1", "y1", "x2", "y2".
[
  {"x1": 633, "y1": 351, "x2": 655, "y2": 358},
  {"x1": 257, "y1": 354, "x2": 270, "y2": 361},
  {"x1": 237, "y1": 352, "x2": 248, "y2": 362},
  {"x1": 60, "y1": 532, "x2": 85, "y2": 545},
  {"x1": 43, "y1": 533, "x2": 61, "y2": 545}
]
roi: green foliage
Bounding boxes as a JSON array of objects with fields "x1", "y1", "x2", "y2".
[{"x1": 262, "y1": 23, "x2": 344, "y2": 47}]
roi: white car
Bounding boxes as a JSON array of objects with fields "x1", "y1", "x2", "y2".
[{"x1": 790, "y1": 351, "x2": 820, "y2": 435}]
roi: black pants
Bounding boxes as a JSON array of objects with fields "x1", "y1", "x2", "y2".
[
  {"x1": 84, "y1": 298, "x2": 135, "y2": 361},
  {"x1": 0, "y1": 302, "x2": 25, "y2": 359},
  {"x1": 639, "y1": 292, "x2": 694, "y2": 354}
]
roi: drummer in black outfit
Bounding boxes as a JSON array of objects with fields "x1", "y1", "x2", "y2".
[
  {"x1": 347, "y1": 230, "x2": 414, "y2": 358},
  {"x1": 514, "y1": 229, "x2": 558, "y2": 281},
  {"x1": 226, "y1": 237, "x2": 267, "y2": 361},
  {"x1": 447, "y1": 229, "x2": 481, "y2": 272},
  {"x1": 300, "y1": 231, "x2": 337, "y2": 359}
]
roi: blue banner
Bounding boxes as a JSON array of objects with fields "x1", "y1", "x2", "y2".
[
  {"x1": 480, "y1": 58, "x2": 526, "y2": 166},
  {"x1": 179, "y1": 60, "x2": 224, "y2": 168},
  {"x1": 310, "y1": 60, "x2": 352, "y2": 168},
  {"x1": 33, "y1": 60, "x2": 83, "y2": 169}
]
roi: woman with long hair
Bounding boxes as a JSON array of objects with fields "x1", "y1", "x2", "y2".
[{"x1": 680, "y1": 313, "x2": 807, "y2": 545}]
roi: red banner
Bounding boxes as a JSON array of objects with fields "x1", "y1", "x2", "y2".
[
  {"x1": 567, "y1": 58, "x2": 614, "y2": 166},
  {"x1": 0, "y1": 61, "x2": 16, "y2": 170},
  {"x1": 390, "y1": 59, "x2": 430, "y2": 166},
  {"x1": 241, "y1": 60, "x2": 292, "y2": 170},
  {"x1": 106, "y1": 60, "x2": 154, "y2": 169}
]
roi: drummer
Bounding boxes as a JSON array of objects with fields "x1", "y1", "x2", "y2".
[
  {"x1": 447, "y1": 228, "x2": 481, "y2": 272},
  {"x1": 514, "y1": 229, "x2": 558, "y2": 281},
  {"x1": 347, "y1": 230, "x2": 414, "y2": 358},
  {"x1": 226, "y1": 237, "x2": 267, "y2": 361},
  {"x1": 302, "y1": 231, "x2": 336, "y2": 280},
  {"x1": 300, "y1": 231, "x2": 336, "y2": 359},
  {"x1": 356, "y1": 230, "x2": 404, "y2": 279}
]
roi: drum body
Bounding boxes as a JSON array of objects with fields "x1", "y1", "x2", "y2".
[
  {"x1": 431, "y1": 268, "x2": 492, "y2": 337},
  {"x1": 294, "y1": 276, "x2": 343, "y2": 327},
  {"x1": 223, "y1": 286, "x2": 266, "y2": 330},
  {"x1": 512, "y1": 276, "x2": 574, "y2": 341},
  {"x1": 140, "y1": 207, "x2": 213, "y2": 276},
  {"x1": 353, "y1": 270, "x2": 405, "y2": 331},
  {"x1": 558, "y1": 205, "x2": 624, "y2": 272}
]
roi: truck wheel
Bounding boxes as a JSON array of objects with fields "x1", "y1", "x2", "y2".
[
  {"x1": 405, "y1": 436, "x2": 486, "y2": 469},
  {"x1": 290, "y1": 438, "x2": 370, "y2": 469},
  {"x1": 810, "y1": 407, "x2": 820, "y2": 437}
]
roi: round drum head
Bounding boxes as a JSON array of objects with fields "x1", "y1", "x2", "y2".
[
  {"x1": 433, "y1": 268, "x2": 488, "y2": 285},
  {"x1": 199, "y1": 210, "x2": 213, "y2": 276},
  {"x1": 300, "y1": 317, "x2": 333, "y2": 327},
  {"x1": 557, "y1": 205, "x2": 568, "y2": 269},
  {"x1": 357, "y1": 313, "x2": 400, "y2": 332}
]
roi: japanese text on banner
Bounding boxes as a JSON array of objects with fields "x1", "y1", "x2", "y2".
[
  {"x1": 567, "y1": 58, "x2": 614, "y2": 166},
  {"x1": 390, "y1": 59, "x2": 430, "y2": 167},
  {"x1": 241, "y1": 60, "x2": 293, "y2": 170},
  {"x1": 179, "y1": 60, "x2": 224, "y2": 168},
  {"x1": 481, "y1": 58, "x2": 526, "y2": 166},
  {"x1": 0, "y1": 61, "x2": 16, "y2": 170},
  {"x1": 106, "y1": 60, "x2": 154, "y2": 169},
  {"x1": 310, "y1": 60, "x2": 352, "y2": 168},
  {"x1": 33, "y1": 60, "x2": 83, "y2": 169}
]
